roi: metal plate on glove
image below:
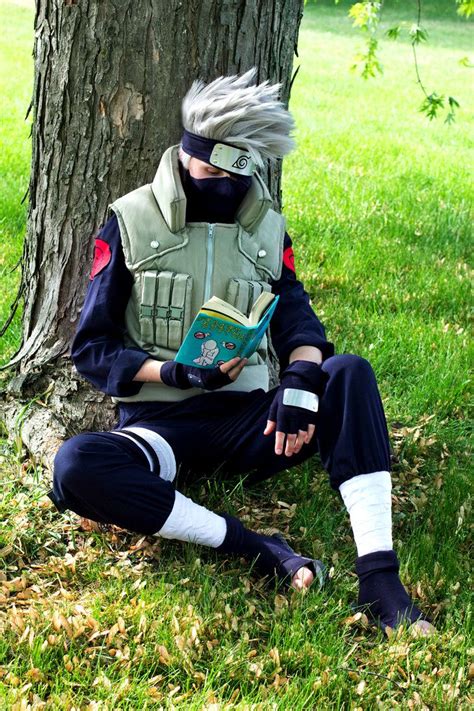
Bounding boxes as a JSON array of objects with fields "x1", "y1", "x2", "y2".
[{"x1": 282, "y1": 388, "x2": 319, "y2": 412}]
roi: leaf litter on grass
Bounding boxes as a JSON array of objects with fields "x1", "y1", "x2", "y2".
[{"x1": 1, "y1": 432, "x2": 473, "y2": 709}]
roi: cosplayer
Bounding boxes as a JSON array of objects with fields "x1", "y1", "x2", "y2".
[{"x1": 50, "y1": 70, "x2": 432, "y2": 634}]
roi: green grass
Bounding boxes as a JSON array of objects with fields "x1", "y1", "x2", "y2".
[
  {"x1": 1, "y1": 0, "x2": 473, "y2": 708},
  {"x1": 0, "y1": 0, "x2": 33, "y2": 362}
]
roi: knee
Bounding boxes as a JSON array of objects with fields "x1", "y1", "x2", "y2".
[
  {"x1": 322, "y1": 353, "x2": 374, "y2": 380},
  {"x1": 53, "y1": 434, "x2": 94, "y2": 495}
]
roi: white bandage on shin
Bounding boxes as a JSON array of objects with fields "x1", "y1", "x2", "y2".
[
  {"x1": 339, "y1": 471, "x2": 393, "y2": 557},
  {"x1": 156, "y1": 491, "x2": 227, "y2": 548}
]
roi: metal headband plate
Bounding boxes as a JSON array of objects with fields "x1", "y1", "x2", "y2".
[{"x1": 209, "y1": 143, "x2": 256, "y2": 176}]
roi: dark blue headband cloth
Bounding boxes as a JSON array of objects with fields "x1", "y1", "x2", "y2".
[
  {"x1": 181, "y1": 129, "x2": 256, "y2": 176},
  {"x1": 181, "y1": 130, "x2": 220, "y2": 163}
]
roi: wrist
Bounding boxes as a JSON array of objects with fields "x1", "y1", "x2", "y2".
[
  {"x1": 282, "y1": 360, "x2": 328, "y2": 397},
  {"x1": 133, "y1": 358, "x2": 163, "y2": 383},
  {"x1": 160, "y1": 361, "x2": 193, "y2": 389},
  {"x1": 289, "y1": 346, "x2": 323, "y2": 366}
]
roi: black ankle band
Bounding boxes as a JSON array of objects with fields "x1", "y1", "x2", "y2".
[
  {"x1": 356, "y1": 550, "x2": 399, "y2": 577},
  {"x1": 215, "y1": 513, "x2": 245, "y2": 553}
]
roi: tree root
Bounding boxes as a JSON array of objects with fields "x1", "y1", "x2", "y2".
[{"x1": 1, "y1": 358, "x2": 116, "y2": 476}]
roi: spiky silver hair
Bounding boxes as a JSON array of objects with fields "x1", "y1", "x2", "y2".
[{"x1": 181, "y1": 68, "x2": 295, "y2": 167}]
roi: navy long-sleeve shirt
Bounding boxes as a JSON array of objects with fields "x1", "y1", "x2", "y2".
[{"x1": 71, "y1": 214, "x2": 334, "y2": 397}]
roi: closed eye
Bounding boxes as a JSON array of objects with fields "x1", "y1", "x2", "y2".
[{"x1": 206, "y1": 167, "x2": 227, "y2": 177}]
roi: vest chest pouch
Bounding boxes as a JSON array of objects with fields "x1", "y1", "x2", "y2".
[
  {"x1": 225, "y1": 278, "x2": 271, "y2": 315},
  {"x1": 139, "y1": 270, "x2": 193, "y2": 353}
]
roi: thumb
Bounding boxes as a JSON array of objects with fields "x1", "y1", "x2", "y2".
[{"x1": 264, "y1": 420, "x2": 276, "y2": 436}]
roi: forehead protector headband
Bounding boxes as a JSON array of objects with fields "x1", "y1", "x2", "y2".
[{"x1": 181, "y1": 129, "x2": 256, "y2": 176}]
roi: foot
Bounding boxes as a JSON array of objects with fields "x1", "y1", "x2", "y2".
[
  {"x1": 217, "y1": 514, "x2": 326, "y2": 591},
  {"x1": 260, "y1": 531, "x2": 326, "y2": 591},
  {"x1": 356, "y1": 550, "x2": 434, "y2": 634},
  {"x1": 409, "y1": 619, "x2": 436, "y2": 637}
]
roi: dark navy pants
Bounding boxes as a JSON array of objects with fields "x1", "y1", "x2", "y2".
[{"x1": 52, "y1": 355, "x2": 391, "y2": 535}]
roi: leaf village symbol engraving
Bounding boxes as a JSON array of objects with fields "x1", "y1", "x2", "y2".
[{"x1": 232, "y1": 155, "x2": 251, "y2": 170}]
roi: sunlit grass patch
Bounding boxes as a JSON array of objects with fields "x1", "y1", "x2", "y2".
[{"x1": 0, "y1": 0, "x2": 32, "y2": 363}]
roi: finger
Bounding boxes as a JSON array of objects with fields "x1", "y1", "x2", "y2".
[
  {"x1": 305, "y1": 424, "x2": 316, "y2": 444},
  {"x1": 219, "y1": 357, "x2": 242, "y2": 373},
  {"x1": 264, "y1": 420, "x2": 276, "y2": 436},
  {"x1": 284, "y1": 433, "x2": 298, "y2": 457},
  {"x1": 293, "y1": 429, "x2": 308, "y2": 454},
  {"x1": 275, "y1": 431, "x2": 286, "y2": 455},
  {"x1": 227, "y1": 358, "x2": 248, "y2": 380}
]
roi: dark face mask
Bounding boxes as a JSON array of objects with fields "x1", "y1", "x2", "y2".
[{"x1": 182, "y1": 171, "x2": 252, "y2": 224}]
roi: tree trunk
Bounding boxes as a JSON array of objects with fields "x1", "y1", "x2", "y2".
[{"x1": 3, "y1": 0, "x2": 304, "y2": 465}]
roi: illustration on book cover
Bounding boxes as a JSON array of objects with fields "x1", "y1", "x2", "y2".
[{"x1": 192, "y1": 335, "x2": 237, "y2": 366}]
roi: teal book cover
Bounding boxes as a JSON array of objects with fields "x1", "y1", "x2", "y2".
[{"x1": 175, "y1": 295, "x2": 279, "y2": 369}]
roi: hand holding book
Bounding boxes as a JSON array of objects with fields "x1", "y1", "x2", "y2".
[{"x1": 161, "y1": 356, "x2": 247, "y2": 391}]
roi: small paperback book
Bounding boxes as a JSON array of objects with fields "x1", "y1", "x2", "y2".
[{"x1": 174, "y1": 292, "x2": 279, "y2": 369}]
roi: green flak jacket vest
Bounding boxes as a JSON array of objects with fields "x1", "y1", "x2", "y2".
[{"x1": 109, "y1": 145, "x2": 286, "y2": 403}]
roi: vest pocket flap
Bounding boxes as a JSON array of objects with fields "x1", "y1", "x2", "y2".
[
  {"x1": 139, "y1": 271, "x2": 158, "y2": 345},
  {"x1": 169, "y1": 273, "x2": 191, "y2": 319},
  {"x1": 138, "y1": 271, "x2": 193, "y2": 352},
  {"x1": 226, "y1": 278, "x2": 271, "y2": 317},
  {"x1": 155, "y1": 271, "x2": 174, "y2": 346},
  {"x1": 168, "y1": 273, "x2": 193, "y2": 350}
]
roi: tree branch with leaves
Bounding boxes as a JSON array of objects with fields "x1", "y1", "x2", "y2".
[{"x1": 306, "y1": 0, "x2": 472, "y2": 122}]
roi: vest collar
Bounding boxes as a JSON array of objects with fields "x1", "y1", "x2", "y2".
[{"x1": 151, "y1": 145, "x2": 273, "y2": 234}]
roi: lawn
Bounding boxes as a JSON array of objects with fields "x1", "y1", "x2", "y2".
[{"x1": 1, "y1": 0, "x2": 472, "y2": 708}]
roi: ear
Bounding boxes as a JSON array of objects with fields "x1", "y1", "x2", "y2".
[{"x1": 178, "y1": 147, "x2": 191, "y2": 169}]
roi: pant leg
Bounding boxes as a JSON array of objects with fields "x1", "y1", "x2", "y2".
[
  {"x1": 109, "y1": 390, "x2": 309, "y2": 485},
  {"x1": 217, "y1": 389, "x2": 320, "y2": 482},
  {"x1": 76, "y1": 353, "x2": 389, "y2": 496},
  {"x1": 220, "y1": 355, "x2": 390, "y2": 489},
  {"x1": 52, "y1": 431, "x2": 176, "y2": 534},
  {"x1": 318, "y1": 354, "x2": 391, "y2": 489}
]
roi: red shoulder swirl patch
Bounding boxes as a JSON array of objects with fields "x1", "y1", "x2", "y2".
[
  {"x1": 90, "y1": 238, "x2": 111, "y2": 280},
  {"x1": 283, "y1": 246, "x2": 296, "y2": 273}
]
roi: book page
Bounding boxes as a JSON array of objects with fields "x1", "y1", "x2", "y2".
[
  {"x1": 200, "y1": 308, "x2": 242, "y2": 325},
  {"x1": 201, "y1": 296, "x2": 249, "y2": 325},
  {"x1": 248, "y1": 291, "x2": 275, "y2": 326}
]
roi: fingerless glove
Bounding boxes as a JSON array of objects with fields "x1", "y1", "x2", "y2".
[
  {"x1": 160, "y1": 361, "x2": 233, "y2": 391},
  {"x1": 267, "y1": 360, "x2": 329, "y2": 436}
]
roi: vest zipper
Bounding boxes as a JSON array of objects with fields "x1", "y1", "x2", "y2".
[{"x1": 203, "y1": 223, "x2": 215, "y2": 302}]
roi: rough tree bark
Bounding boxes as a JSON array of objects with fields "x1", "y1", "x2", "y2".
[{"x1": 3, "y1": 0, "x2": 304, "y2": 469}]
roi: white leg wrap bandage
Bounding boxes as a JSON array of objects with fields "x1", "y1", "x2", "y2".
[
  {"x1": 156, "y1": 490, "x2": 227, "y2": 548},
  {"x1": 339, "y1": 471, "x2": 393, "y2": 557},
  {"x1": 113, "y1": 426, "x2": 176, "y2": 482}
]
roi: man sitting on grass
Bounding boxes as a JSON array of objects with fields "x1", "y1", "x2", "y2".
[{"x1": 49, "y1": 69, "x2": 433, "y2": 635}]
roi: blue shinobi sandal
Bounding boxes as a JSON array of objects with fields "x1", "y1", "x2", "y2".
[{"x1": 216, "y1": 513, "x2": 327, "y2": 590}]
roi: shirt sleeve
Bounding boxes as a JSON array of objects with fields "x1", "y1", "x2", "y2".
[
  {"x1": 269, "y1": 233, "x2": 335, "y2": 370},
  {"x1": 71, "y1": 214, "x2": 151, "y2": 397}
]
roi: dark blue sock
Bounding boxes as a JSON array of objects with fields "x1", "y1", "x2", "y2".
[{"x1": 356, "y1": 550, "x2": 426, "y2": 630}]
